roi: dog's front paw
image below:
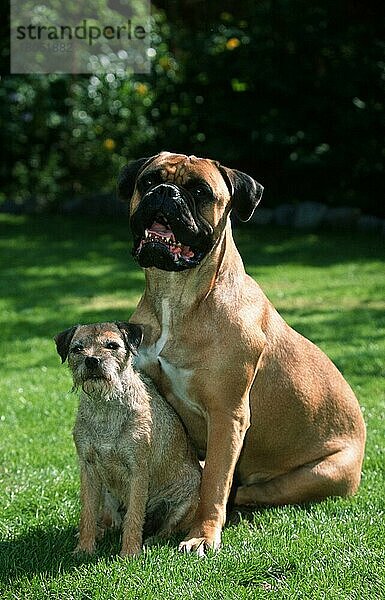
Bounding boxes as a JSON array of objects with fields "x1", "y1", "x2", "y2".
[
  {"x1": 120, "y1": 544, "x2": 142, "y2": 558},
  {"x1": 178, "y1": 528, "x2": 221, "y2": 557},
  {"x1": 73, "y1": 541, "x2": 96, "y2": 556}
]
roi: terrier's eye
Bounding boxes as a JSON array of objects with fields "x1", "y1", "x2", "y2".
[
  {"x1": 105, "y1": 341, "x2": 120, "y2": 350},
  {"x1": 70, "y1": 345, "x2": 83, "y2": 354}
]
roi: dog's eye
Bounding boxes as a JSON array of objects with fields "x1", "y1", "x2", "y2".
[
  {"x1": 140, "y1": 174, "x2": 159, "y2": 191},
  {"x1": 71, "y1": 345, "x2": 83, "y2": 354},
  {"x1": 105, "y1": 341, "x2": 121, "y2": 350},
  {"x1": 191, "y1": 184, "x2": 212, "y2": 200}
]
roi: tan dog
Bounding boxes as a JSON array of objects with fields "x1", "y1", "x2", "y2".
[
  {"x1": 118, "y1": 152, "x2": 366, "y2": 555},
  {"x1": 54, "y1": 321, "x2": 201, "y2": 557}
]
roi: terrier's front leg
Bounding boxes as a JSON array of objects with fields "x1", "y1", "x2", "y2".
[
  {"x1": 75, "y1": 465, "x2": 102, "y2": 554},
  {"x1": 120, "y1": 465, "x2": 149, "y2": 558}
]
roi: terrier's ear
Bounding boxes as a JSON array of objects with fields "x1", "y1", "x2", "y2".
[
  {"x1": 54, "y1": 326, "x2": 79, "y2": 363},
  {"x1": 115, "y1": 322, "x2": 144, "y2": 355},
  {"x1": 217, "y1": 164, "x2": 264, "y2": 222},
  {"x1": 117, "y1": 155, "x2": 158, "y2": 202}
]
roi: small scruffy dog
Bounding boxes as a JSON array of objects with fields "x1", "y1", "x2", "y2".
[{"x1": 55, "y1": 321, "x2": 201, "y2": 557}]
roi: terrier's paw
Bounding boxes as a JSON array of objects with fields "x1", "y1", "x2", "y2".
[
  {"x1": 73, "y1": 542, "x2": 95, "y2": 556},
  {"x1": 119, "y1": 544, "x2": 142, "y2": 559}
]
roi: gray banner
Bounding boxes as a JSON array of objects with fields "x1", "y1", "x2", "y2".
[{"x1": 11, "y1": 0, "x2": 151, "y2": 74}]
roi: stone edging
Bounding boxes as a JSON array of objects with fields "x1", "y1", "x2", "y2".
[
  {"x1": 2, "y1": 195, "x2": 384, "y2": 234},
  {"x1": 250, "y1": 202, "x2": 385, "y2": 235}
]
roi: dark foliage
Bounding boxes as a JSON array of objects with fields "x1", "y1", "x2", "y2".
[{"x1": 1, "y1": 1, "x2": 384, "y2": 214}]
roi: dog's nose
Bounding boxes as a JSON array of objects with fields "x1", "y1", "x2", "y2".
[
  {"x1": 147, "y1": 183, "x2": 182, "y2": 210},
  {"x1": 85, "y1": 356, "x2": 100, "y2": 370}
]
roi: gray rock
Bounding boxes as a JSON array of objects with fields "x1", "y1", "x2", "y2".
[
  {"x1": 250, "y1": 208, "x2": 274, "y2": 225},
  {"x1": 324, "y1": 206, "x2": 361, "y2": 228},
  {"x1": 62, "y1": 197, "x2": 86, "y2": 213},
  {"x1": 274, "y1": 204, "x2": 296, "y2": 226},
  {"x1": 62, "y1": 193, "x2": 126, "y2": 217},
  {"x1": 357, "y1": 215, "x2": 383, "y2": 232},
  {"x1": 294, "y1": 202, "x2": 327, "y2": 229}
]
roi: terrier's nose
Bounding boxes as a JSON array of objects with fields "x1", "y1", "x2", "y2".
[{"x1": 85, "y1": 356, "x2": 100, "y2": 370}]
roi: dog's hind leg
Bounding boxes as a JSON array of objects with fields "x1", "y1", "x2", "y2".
[
  {"x1": 145, "y1": 471, "x2": 201, "y2": 539},
  {"x1": 235, "y1": 444, "x2": 364, "y2": 506},
  {"x1": 157, "y1": 495, "x2": 199, "y2": 538}
]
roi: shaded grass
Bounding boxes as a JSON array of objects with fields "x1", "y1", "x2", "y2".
[{"x1": 0, "y1": 214, "x2": 384, "y2": 599}]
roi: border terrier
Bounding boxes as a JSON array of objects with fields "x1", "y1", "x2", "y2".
[{"x1": 54, "y1": 321, "x2": 201, "y2": 557}]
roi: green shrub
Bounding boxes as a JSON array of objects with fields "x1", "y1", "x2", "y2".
[{"x1": 1, "y1": 2, "x2": 384, "y2": 215}]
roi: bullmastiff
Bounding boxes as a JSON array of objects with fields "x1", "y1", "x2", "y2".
[{"x1": 118, "y1": 151, "x2": 366, "y2": 555}]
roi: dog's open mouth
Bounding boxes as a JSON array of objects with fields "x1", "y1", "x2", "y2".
[{"x1": 135, "y1": 215, "x2": 200, "y2": 267}]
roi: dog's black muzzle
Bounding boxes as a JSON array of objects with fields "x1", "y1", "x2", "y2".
[{"x1": 130, "y1": 183, "x2": 214, "y2": 271}]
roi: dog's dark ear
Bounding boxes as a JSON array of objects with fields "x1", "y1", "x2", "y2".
[
  {"x1": 54, "y1": 326, "x2": 79, "y2": 364},
  {"x1": 115, "y1": 322, "x2": 144, "y2": 355},
  {"x1": 117, "y1": 155, "x2": 157, "y2": 202},
  {"x1": 218, "y1": 165, "x2": 264, "y2": 222}
]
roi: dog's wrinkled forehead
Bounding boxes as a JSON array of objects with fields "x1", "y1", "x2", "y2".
[
  {"x1": 159, "y1": 156, "x2": 191, "y2": 186},
  {"x1": 149, "y1": 153, "x2": 229, "y2": 194}
]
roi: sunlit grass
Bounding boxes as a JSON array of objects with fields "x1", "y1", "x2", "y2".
[{"x1": 0, "y1": 214, "x2": 384, "y2": 599}]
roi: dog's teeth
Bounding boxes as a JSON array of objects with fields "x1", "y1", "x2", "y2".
[{"x1": 142, "y1": 230, "x2": 179, "y2": 249}]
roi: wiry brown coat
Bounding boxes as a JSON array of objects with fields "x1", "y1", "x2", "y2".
[{"x1": 55, "y1": 322, "x2": 201, "y2": 557}]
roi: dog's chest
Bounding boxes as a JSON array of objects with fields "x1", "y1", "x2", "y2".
[
  {"x1": 134, "y1": 299, "x2": 204, "y2": 418},
  {"x1": 76, "y1": 404, "x2": 129, "y2": 455},
  {"x1": 76, "y1": 420, "x2": 135, "y2": 494}
]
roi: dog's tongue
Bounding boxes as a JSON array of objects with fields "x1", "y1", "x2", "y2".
[
  {"x1": 146, "y1": 221, "x2": 195, "y2": 258},
  {"x1": 148, "y1": 221, "x2": 173, "y2": 236}
]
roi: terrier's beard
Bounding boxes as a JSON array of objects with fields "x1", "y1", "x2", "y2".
[{"x1": 72, "y1": 371, "x2": 125, "y2": 402}]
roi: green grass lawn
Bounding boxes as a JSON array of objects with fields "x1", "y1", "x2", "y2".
[{"x1": 0, "y1": 213, "x2": 384, "y2": 599}]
